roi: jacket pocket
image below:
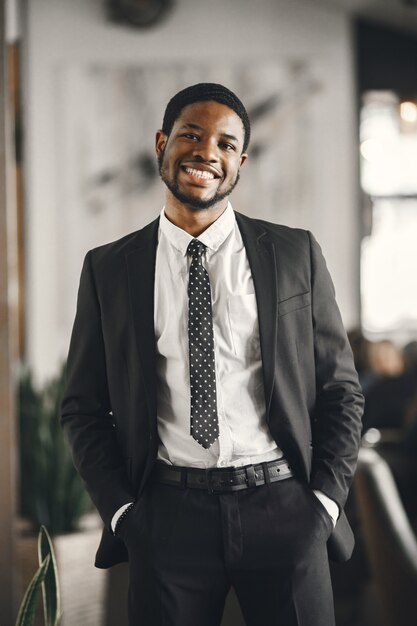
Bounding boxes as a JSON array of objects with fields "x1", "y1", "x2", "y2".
[{"x1": 278, "y1": 292, "x2": 311, "y2": 316}]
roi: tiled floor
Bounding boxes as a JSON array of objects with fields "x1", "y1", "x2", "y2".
[{"x1": 55, "y1": 525, "x2": 107, "y2": 626}]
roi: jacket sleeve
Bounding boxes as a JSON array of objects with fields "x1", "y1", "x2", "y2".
[
  {"x1": 307, "y1": 231, "x2": 364, "y2": 511},
  {"x1": 60, "y1": 251, "x2": 135, "y2": 532}
]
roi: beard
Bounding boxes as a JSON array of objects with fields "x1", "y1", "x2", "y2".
[{"x1": 158, "y1": 149, "x2": 240, "y2": 210}]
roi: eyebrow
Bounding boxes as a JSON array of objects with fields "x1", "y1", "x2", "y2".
[{"x1": 179, "y1": 123, "x2": 239, "y2": 144}]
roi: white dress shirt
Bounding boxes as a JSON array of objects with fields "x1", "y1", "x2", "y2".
[
  {"x1": 154, "y1": 203, "x2": 282, "y2": 468},
  {"x1": 111, "y1": 205, "x2": 338, "y2": 531}
]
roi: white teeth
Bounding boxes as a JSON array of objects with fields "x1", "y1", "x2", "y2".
[{"x1": 185, "y1": 167, "x2": 215, "y2": 179}]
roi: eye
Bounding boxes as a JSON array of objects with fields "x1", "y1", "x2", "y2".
[
  {"x1": 181, "y1": 133, "x2": 199, "y2": 140},
  {"x1": 220, "y1": 142, "x2": 236, "y2": 151}
]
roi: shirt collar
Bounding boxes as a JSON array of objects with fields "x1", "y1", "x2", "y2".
[{"x1": 159, "y1": 203, "x2": 236, "y2": 256}]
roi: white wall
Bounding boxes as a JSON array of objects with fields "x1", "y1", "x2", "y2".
[{"x1": 25, "y1": 0, "x2": 359, "y2": 382}]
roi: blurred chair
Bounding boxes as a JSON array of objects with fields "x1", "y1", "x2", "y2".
[{"x1": 354, "y1": 447, "x2": 417, "y2": 626}]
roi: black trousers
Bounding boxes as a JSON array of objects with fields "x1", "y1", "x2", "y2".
[{"x1": 119, "y1": 475, "x2": 335, "y2": 626}]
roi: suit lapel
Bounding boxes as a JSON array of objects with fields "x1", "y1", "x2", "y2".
[
  {"x1": 235, "y1": 213, "x2": 278, "y2": 420},
  {"x1": 125, "y1": 218, "x2": 159, "y2": 421}
]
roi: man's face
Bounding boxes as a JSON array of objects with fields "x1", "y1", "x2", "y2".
[{"x1": 155, "y1": 100, "x2": 248, "y2": 211}]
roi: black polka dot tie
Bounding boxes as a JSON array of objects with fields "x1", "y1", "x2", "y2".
[{"x1": 187, "y1": 239, "x2": 219, "y2": 449}]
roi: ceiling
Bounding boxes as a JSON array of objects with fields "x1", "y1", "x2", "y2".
[{"x1": 312, "y1": 0, "x2": 417, "y2": 35}]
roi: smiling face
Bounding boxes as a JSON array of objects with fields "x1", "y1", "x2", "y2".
[{"x1": 155, "y1": 100, "x2": 248, "y2": 214}]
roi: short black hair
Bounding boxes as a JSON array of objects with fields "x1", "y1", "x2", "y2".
[{"x1": 162, "y1": 83, "x2": 251, "y2": 152}]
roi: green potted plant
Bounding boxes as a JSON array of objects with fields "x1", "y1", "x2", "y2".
[
  {"x1": 17, "y1": 366, "x2": 110, "y2": 624},
  {"x1": 16, "y1": 525, "x2": 60, "y2": 626},
  {"x1": 16, "y1": 365, "x2": 99, "y2": 625},
  {"x1": 18, "y1": 364, "x2": 91, "y2": 534}
]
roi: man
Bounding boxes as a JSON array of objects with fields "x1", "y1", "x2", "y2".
[{"x1": 61, "y1": 83, "x2": 364, "y2": 626}]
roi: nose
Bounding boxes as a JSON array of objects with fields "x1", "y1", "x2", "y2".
[{"x1": 192, "y1": 138, "x2": 219, "y2": 163}]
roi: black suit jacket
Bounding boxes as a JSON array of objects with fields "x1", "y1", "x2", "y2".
[{"x1": 61, "y1": 212, "x2": 364, "y2": 568}]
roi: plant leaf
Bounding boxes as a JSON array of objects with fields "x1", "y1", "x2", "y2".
[
  {"x1": 15, "y1": 554, "x2": 50, "y2": 626},
  {"x1": 38, "y1": 526, "x2": 61, "y2": 626},
  {"x1": 19, "y1": 363, "x2": 91, "y2": 535}
]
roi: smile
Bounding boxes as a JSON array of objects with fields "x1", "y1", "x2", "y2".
[{"x1": 183, "y1": 167, "x2": 217, "y2": 180}]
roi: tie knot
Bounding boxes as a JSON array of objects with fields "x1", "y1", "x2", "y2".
[{"x1": 187, "y1": 239, "x2": 206, "y2": 259}]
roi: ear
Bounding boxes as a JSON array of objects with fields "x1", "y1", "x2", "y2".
[
  {"x1": 155, "y1": 130, "x2": 168, "y2": 158},
  {"x1": 239, "y1": 152, "x2": 248, "y2": 168}
]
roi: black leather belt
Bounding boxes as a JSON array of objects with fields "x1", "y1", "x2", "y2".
[{"x1": 152, "y1": 458, "x2": 293, "y2": 494}]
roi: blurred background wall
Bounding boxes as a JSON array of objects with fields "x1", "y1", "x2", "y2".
[{"x1": 24, "y1": 0, "x2": 359, "y2": 383}]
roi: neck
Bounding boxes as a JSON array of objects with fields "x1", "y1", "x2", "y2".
[{"x1": 163, "y1": 194, "x2": 228, "y2": 237}]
